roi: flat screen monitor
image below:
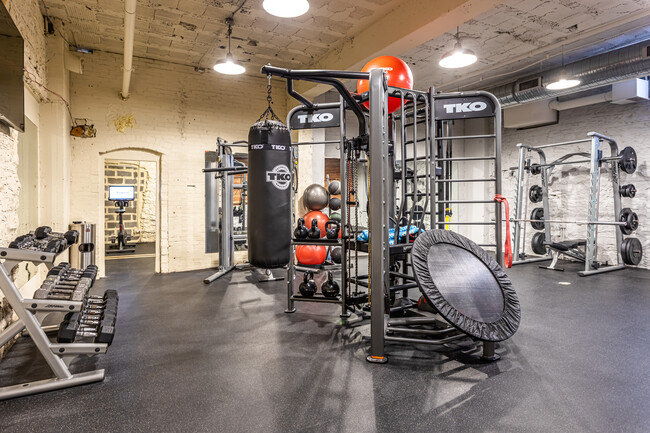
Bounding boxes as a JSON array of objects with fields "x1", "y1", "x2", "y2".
[
  {"x1": 0, "y1": 2, "x2": 25, "y2": 132},
  {"x1": 108, "y1": 185, "x2": 135, "y2": 201}
]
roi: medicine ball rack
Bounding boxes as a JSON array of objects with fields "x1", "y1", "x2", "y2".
[
  {"x1": 265, "y1": 65, "x2": 515, "y2": 364},
  {"x1": 510, "y1": 132, "x2": 641, "y2": 275},
  {"x1": 0, "y1": 228, "x2": 118, "y2": 400}
]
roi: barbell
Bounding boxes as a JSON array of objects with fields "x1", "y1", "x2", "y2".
[{"x1": 514, "y1": 207, "x2": 639, "y2": 234}]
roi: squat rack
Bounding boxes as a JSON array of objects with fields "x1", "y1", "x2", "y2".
[{"x1": 511, "y1": 132, "x2": 630, "y2": 276}]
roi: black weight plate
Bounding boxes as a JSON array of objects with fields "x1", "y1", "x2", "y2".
[
  {"x1": 412, "y1": 230, "x2": 521, "y2": 342},
  {"x1": 531, "y1": 232, "x2": 547, "y2": 255},
  {"x1": 618, "y1": 147, "x2": 637, "y2": 174},
  {"x1": 621, "y1": 238, "x2": 643, "y2": 266},
  {"x1": 530, "y1": 163, "x2": 541, "y2": 175},
  {"x1": 530, "y1": 207, "x2": 545, "y2": 230},
  {"x1": 529, "y1": 185, "x2": 543, "y2": 203},
  {"x1": 619, "y1": 208, "x2": 636, "y2": 235}
]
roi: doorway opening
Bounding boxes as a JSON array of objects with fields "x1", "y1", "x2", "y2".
[{"x1": 104, "y1": 158, "x2": 158, "y2": 268}]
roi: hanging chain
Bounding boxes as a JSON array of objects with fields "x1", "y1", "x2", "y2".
[
  {"x1": 346, "y1": 155, "x2": 353, "y2": 299},
  {"x1": 352, "y1": 151, "x2": 362, "y2": 301},
  {"x1": 256, "y1": 73, "x2": 282, "y2": 123}
]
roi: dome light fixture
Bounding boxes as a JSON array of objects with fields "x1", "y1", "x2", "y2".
[
  {"x1": 439, "y1": 27, "x2": 477, "y2": 69},
  {"x1": 213, "y1": 18, "x2": 245, "y2": 75},
  {"x1": 546, "y1": 46, "x2": 580, "y2": 90},
  {"x1": 263, "y1": 0, "x2": 309, "y2": 18}
]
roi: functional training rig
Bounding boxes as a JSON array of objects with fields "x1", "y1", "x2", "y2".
[
  {"x1": 202, "y1": 138, "x2": 282, "y2": 283},
  {"x1": 511, "y1": 132, "x2": 642, "y2": 275},
  {"x1": 264, "y1": 65, "x2": 517, "y2": 363},
  {"x1": 0, "y1": 226, "x2": 118, "y2": 400}
]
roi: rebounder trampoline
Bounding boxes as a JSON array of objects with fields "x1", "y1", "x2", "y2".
[{"x1": 411, "y1": 230, "x2": 521, "y2": 342}]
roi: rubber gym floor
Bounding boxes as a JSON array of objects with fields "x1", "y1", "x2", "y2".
[{"x1": 1, "y1": 257, "x2": 648, "y2": 433}]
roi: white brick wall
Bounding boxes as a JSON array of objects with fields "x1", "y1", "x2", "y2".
[
  {"x1": 70, "y1": 51, "x2": 288, "y2": 273},
  {"x1": 1, "y1": 0, "x2": 49, "y2": 357},
  {"x1": 502, "y1": 100, "x2": 650, "y2": 269}
]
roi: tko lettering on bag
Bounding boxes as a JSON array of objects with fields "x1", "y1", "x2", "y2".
[
  {"x1": 443, "y1": 102, "x2": 488, "y2": 114},
  {"x1": 266, "y1": 164, "x2": 292, "y2": 190}
]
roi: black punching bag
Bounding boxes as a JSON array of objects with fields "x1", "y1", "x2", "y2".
[{"x1": 247, "y1": 119, "x2": 292, "y2": 268}]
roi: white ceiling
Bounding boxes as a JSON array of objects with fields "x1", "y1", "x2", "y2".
[
  {"x1": 41, "y1": 0, "x2": 405, "y2": 70},
  {"x1": 41, "y1": 0, "x2": 650, "y2": 93}
]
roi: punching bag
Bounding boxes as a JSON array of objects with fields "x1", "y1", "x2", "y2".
[{"x1": 247, "y1": 119, "x2": 292, "y2": 268}]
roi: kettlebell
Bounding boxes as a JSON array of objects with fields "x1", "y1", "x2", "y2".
[
  {"x1": 321, "y1": 271, "x2": 340, "y2": 298},
  {"x1": 299, "y1": 271, "x2": 317, "y2": 297},
  {"x1": 294, "y1": 217, "x2": 308, "y2": 239},
  {"x1": 308, "y1": 218, "x2": 321, "y2": 239},
  {"x1": 325, "y1": 220, "x2": 340, "y2": 239}
]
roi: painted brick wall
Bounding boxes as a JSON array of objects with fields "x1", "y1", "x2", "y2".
[
  {"x1": 502, "y1": 100, "x2": 649, "y2": 269},
  {"x1": 0, "y1": 0, "x2": 48, "y2": 359},
  {"x1": 104, "y1": 160, "x2": 157, "y2": 244},
  {"x1": 70, "y1": 51, "x2": 288, "y2": 273}
]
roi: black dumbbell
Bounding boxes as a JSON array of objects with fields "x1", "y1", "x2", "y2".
[
  {"x1": 34, "y1": 226, "x2": 52, "y2": 240},
  {"x1": 57, "y1": 312, "x2": 81, "y2": 343},
  {"x1": 63, "y1": 230, "x2": 79, "y2": 245}
]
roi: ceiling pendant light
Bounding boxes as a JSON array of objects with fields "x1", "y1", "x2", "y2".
[
  {"x1": 263, "y1": 0, "x2": 309, "y2": 18},
  {"x1": 546, "y1": 45, "x2": 580, "y2": 90},
  {"x1": 439, "y1": 27, "x2": 477, "y2": 69},
  {"x1": 213, "y1": 18, "x2": 245, "y2": 75}
]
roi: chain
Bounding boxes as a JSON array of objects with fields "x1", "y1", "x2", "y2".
[
  {"x1": 346, "y1": 155, "x2": 352, "y2": 299},
  {"x1": 256, "y1": 74, "x2": 282, "y2": 123},
  {"x1": 353, "y1": 154, "x2": 359, "y2": 296}
]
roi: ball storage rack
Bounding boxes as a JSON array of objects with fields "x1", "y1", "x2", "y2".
[{"x1": 0, "y1": 230, "x2": 117, "y2": 400}]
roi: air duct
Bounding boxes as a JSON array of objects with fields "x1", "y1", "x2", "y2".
[
  {"x1": 492, "y1": 40, "x2": 650, "y2": 107},
  {"x1": 121, "y1": 0, "x2": 136, "y2": 100}
]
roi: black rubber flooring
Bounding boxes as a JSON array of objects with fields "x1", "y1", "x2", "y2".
[{"x1": 1, "y1": 258, "x2": 649, "y2": 432}]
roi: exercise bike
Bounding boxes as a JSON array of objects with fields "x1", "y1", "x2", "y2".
[{"x1": 107, "y1": 185, "x2": 136, "y2": 254}]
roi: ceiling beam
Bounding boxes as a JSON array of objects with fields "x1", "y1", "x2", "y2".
[{"x1": 296, "y1": 0, "x2": 506, "y2": 98}]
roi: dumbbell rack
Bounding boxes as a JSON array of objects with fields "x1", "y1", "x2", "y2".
[
  {"x1": 0, "y1": 247, "x2": 110, "y2": 400},
  {"x1": 511, "y1": 131, "x2": 637, "y2": 275}
]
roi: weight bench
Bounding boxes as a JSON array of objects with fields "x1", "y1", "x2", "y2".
[{"x1": 540, "y1": 239, "x2": 586, "y2": 271}]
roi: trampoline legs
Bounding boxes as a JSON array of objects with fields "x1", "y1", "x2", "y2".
[{"x1": 481, "y1": 341, "x2": 500, "y2": 362}]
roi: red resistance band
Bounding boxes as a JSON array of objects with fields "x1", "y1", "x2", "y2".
[{"x1": 494, "y1": 194, "x2": 512, "y2": 268}]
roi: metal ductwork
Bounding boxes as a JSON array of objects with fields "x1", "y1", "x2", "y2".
[{"x1": 492, "y1": 40, "x2": 650, "y2": 107}]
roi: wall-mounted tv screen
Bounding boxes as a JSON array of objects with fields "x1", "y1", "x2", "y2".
[
  {"x1": 108, "y1": 186, "x2": 136, "y2": 201},
  {"x1": 0, "y1": 2, "x2": 25, "y2": 132}
]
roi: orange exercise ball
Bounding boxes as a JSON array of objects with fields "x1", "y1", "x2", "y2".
[
  {"x1": 303, "y1": 211, "x2": 328, "y2": 238},
  {"x1": 295, "y1": 245, "x2": 327, "y2": 265},
  {"x1": 356, "y1": 56, "x2": 414, "y2": 114}
]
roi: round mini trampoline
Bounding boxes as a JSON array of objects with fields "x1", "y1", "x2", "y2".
[{"x1": 411, "y1": 230, "x2": 521, "y2": 342}]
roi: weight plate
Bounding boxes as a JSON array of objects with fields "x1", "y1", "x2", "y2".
[
  {"x1": 619, "y1": 208, "x2": 637, "y2": 235},
  {"x1": 530, "y1": 163, "x2": 541, "y2": 175},
  {"x1": 530, "y1": 207, "x2": 545, "y2": 230},
  {"x1": 531, "y1": 232, "x2": 547, "y2": 255},
  {"x1": 621, "y1": 237, "x2": 643, "y2": 266},
  {"x1": 529, "y1": 185, "x2": 543, "y2": 203},
  {"x1": 618, "y1": 146, "x2": 637, "y2": 174},
  {"x1": 619, "y1": 184, "x2": 636, "y2": 198}
]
